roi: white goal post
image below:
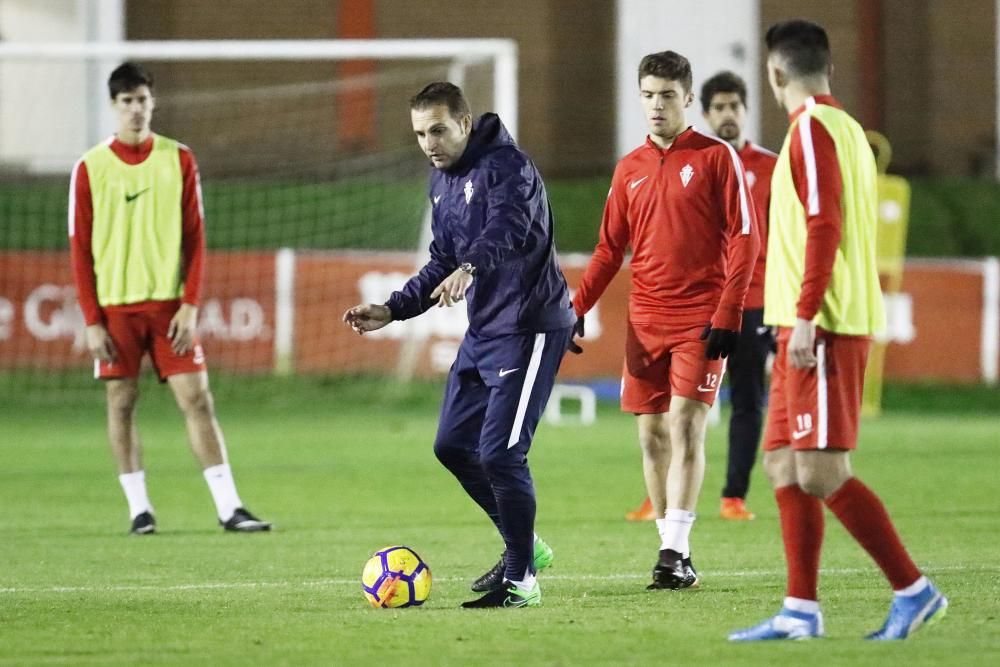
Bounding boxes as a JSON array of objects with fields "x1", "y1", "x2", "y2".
[{"x1": 0, "y1": 39, "x2": 518, "y2": 144}]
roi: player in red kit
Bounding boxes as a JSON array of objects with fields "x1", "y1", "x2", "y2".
[
  {"x1": 730, "y1": 20, "x2": 945, "y2": 641},
  {"x1": 625, "y1": 71, "x2": 778, "y2": 524},
  {"x1": 571, "y1": 51, "x2": 759, "y2": 590},
  {"x1": 702, "y1": 71, "x2": 778, "y2": 521},
  {"x1": 70, "y1": 63, "x2": 270, "y2": 535}
]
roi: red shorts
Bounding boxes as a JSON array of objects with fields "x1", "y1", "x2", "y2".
[
  {"x1": 96, "y1": 300, "x2": 206, "y2": 381},
  {"x1": 621, "y1": 321, "x2": 726, "y2": 413},
  {"x1": 764, "y1": 327, "x2": 870, "y2": 451}
]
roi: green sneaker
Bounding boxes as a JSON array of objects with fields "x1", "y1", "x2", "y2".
[
  {"x1": 471, "y1": 536, "x2": 554, "y2": 592},
  {"x1": 462, "y1": 580, "x2": 542, "y2": 608},
  {"x1": 533, "y1": 535, "x2": 554, "y2": 571}
]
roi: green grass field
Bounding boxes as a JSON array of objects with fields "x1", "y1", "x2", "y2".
[{"x1": 1, "y1": 378, "x2": 997, "y2": 665}]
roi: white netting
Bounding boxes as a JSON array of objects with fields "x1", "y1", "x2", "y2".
[{"x1": 0, "y1": 41, "x2": 514, "y2": 396}]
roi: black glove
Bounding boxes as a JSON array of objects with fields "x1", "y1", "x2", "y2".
[
  {"x1": 700, "y1": 323, "x2": 739, "y2": 360},
  {"x1": 758, "y1": 325, "x2": 777, "y2": 354},
  {"x1": 567, "y1": 315, "x2": 585, "y2": 354}
]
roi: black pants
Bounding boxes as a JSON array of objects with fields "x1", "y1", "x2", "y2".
[{"x1": 722, "y1": 308, "x2": 771, "y2": 500}]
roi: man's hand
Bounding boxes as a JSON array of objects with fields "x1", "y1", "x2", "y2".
[
  {"x1": 168, "y1": 303, "x2": 198, "y2": 355},
  {"x1": 567, "y1": 315, "x2": 585, "y2": 354},
  {"x1": 85, "y1": 323, "x2": 117, "y2": 364},
  {"x1": 343, "y1": 304, "x2": 393, "y2": 335},
  {"x1": 701, "y1": 324, "x2": 739, "y2": 360},
  {"x1": 787, "y1": 317, "x2": 817, "y2": 369},
  {"x1": 430, "y1": 268, "x2": 473, "y2": 307}
]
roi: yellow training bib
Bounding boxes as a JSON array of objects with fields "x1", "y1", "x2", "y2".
[
  {"x1": 83, "y1": 134, "x2": 185, "y2": 307},
  {"x1": 765, "y1": 102, "x2": 885, "y2": 336}
]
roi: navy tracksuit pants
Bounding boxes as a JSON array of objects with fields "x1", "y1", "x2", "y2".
[{"x1": 433, "y1": 325, "x2": 572, "y2": 582}]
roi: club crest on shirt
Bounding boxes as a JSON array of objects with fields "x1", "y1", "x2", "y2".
[
  {"x1": 464, "y1": 180, "x2": 474, "y2": 204},
  {"x1": 746, "y1": 170, "x2": 757, "y2": 188},
  {"x1": 680, "y1": 164, "x2": 694, "y2": 188}
]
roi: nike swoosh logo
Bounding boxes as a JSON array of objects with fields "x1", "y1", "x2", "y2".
[
  {"x1": 503, "y1": 595, "x2": 533, "y2": 608},
  {"x1": 125, "y1": 188, "x2": 150, "y2": 203},
  {"x1": 629, "y1": 176, "x2": 649, "y2": 190},
  {"x1": 433, "y1": 195, "x2": 441, "y2": 204},
  {"x1": 498, "y1": 368, "x2": 520, "y2": 377},
  {"x1": 792, "y1": 428, "x2": 813, "y2": 440},
  {"x1": 696, "y1": 385, "x2": 715, "y2": 392}
]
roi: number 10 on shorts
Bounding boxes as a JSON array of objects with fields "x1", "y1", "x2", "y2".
[{"x1": 792, "y1": 413, "x2": 814, "y2": 440}]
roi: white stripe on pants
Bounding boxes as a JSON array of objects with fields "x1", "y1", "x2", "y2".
[{"x1": 507, "y1": 333, "x2": 546, "y2": 449}]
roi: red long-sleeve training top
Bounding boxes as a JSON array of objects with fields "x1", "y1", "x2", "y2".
[
  {"x1": 737, "y1": 140, "x2": 778, "y2": 310},
  {"x1": 573, "y1": 127, "x2": 760, "y2": 331},
  {"x1": 786, "y1": 95, "x2": 845, "y2": 320}
]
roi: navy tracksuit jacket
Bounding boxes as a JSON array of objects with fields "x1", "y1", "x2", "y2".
[{"x1": 385, "y1": 113, "x2": 575, "y2": 582}]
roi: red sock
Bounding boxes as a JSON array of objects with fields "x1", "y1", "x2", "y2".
[
  {"x1": 824, "y1": 477, "x2": 922, "y2": 590},
  {"x1": 775, "y1": 484, "x2": 824, "y2": 601}
]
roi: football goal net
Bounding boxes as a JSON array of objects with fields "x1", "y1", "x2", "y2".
[{"x1": 0, "y1": 39, "x2": 517, "y2": 398}]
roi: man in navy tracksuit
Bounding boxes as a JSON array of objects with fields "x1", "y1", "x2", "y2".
[{"x1": 344, "y1": 82, "x2": 578, "y2": 608}]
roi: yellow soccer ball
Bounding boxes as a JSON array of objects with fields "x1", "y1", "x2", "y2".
[{"x1": 361, "y1": 545, "x2": 432, "y2": 608}]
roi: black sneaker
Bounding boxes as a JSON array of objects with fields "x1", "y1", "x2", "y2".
[
  {"x1": 471, "y1": 538, "x2": 554, "y2": 592},
  {"x1": 129, "y1": 511, "x2": 156, "y2": 535},
  {"x1": 647, "y1": 548, "x2": 697, "y2": 590},
  {"x1": 221, "y1": 507, "x2": 272, "y2": 532},
  {"x1": 461, "y1": 579, "x2": 541, "y2": 608},
  {"x1": 471, "y1": 553, "x2": 506, "y2": 592}
]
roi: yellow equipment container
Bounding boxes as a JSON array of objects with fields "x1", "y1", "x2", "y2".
[{"x1": 863, "y1": 130, "x2": 910, "y2": 416}]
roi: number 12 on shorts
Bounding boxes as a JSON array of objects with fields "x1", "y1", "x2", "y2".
[{"x1": 697, "y1": 372, "x2": 719, "y2": 393}]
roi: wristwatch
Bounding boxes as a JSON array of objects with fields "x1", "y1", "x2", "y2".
[{"x1": 459, "y1": 262, "x2": 476, "y2": 276}]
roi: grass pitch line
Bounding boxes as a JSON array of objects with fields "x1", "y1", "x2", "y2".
[{"x1": 0, "y1": 564, "x2": 975, "y2": 595}]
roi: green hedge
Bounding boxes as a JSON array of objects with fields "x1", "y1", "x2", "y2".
[
  {"x1": 548, "y1": 177, "x2": 1000, "y2": 257},
  {"x1": 3, "y1": 176, "x2": 1000, "y2": 256},
  {"x1": 906, "y1": 179, "x2": 1000, "y2": 256}
]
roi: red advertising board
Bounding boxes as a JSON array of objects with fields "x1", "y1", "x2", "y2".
[{"x1": 0, "y1": 251, "x2": 995, "y2": 384}]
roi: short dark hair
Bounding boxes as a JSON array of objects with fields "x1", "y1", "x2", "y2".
[
  {"x1": 638, "y1": 51, "x2": 693, "y2": 93},
  {"x1": 699, "y1": 71, "x2": 748, "y2": 112},
  {"x1": 765, "y1": 19, "x2": 831, "y2": 78},
  {"x1": 108, "y1": 62, "x2": 153, "y2": 99},
  {"x1": 409, "y1": 82, "x2": 471, "y2": 119}
]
